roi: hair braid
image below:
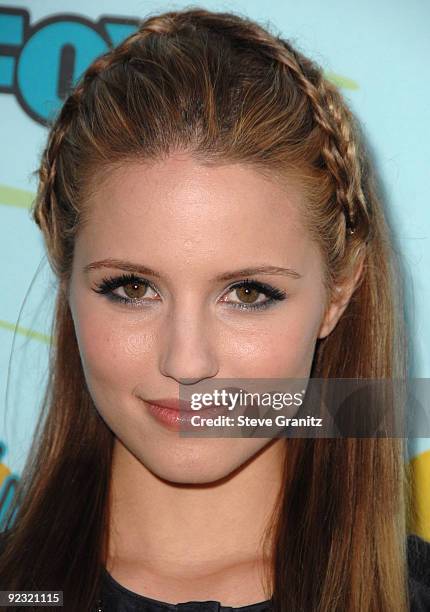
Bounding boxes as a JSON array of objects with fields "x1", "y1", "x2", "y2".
[
  {"x1": 240, "y1": 31, "x2": 372, "y2": 241},
  {"x1": 33, "y1": 7, "x2": 374, "y2": 281},
  {"x1": 32, "y1": 93, "x2": 78, "y2": 278}
]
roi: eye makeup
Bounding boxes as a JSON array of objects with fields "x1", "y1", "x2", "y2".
[{"x1": 92, "y1": 273, "x2": 288, "y2": 311}]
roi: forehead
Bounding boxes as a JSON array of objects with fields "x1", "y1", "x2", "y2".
[
  {"x1": 82, "y1": 155, "x2": 305, "y2": 229},
  {"x1": 74, "y1": 155, "x2": 318, "y2": 277}
]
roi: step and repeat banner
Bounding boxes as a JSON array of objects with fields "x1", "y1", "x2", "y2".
[{"x1": 0, "y1": 0, "x2": 429, "y2": 536}]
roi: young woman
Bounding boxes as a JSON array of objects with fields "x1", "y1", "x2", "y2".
[{"x1": 0, "y1": 7, "x2": 429, "y2": 612}]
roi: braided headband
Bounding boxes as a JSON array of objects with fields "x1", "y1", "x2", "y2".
[{"x1": 41, "y1": 11, "x2": 364, "y2": 241}]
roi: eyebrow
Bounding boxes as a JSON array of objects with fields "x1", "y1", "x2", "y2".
[{"x1": 83, "y1": 258, "x2": 303, "y2": 281}]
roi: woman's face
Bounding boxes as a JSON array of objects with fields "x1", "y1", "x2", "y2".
[{"x1": 68, "y1": 154, "x2": 347, "y2": 483}]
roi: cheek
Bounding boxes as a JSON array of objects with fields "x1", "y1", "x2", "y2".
[
  {"x1": 221, "y1": 300, "x2": 323, "y2": 378},
  {"x1": 69, "y1": 299, "x2": 157, "y2": 411}
]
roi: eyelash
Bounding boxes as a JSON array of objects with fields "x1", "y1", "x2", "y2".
[{"x1": 92, "y1": 273, "x2": 287, "y2": 312}]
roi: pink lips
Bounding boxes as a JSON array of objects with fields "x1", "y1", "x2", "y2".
[
  {"x1": 143, "y1": 397, "x2": 228, "y2": 432},
  {"x1": 146, "y1": 398, "x2": 196, "y2": 412}
]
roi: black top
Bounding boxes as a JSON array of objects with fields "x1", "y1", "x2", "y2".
[
  {"x1": 100, "y1": 534, "x2": 430, "y2": 611},
  {"x1": 100, "y1": 565, "x2": 270, "y2": 611},
  {"x1": 407, "y1": 534, "x2": 430, "y2": 612}
]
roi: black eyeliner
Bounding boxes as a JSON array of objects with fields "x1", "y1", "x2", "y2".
[
  {"x1": 92, "y1": 273, "x2": 287, "y2": 311},
  {"x1": 93, "y1": 273, "x2": 155, "y2": 295}
]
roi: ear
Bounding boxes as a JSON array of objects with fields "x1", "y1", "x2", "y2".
[{"x1": 317, "y1": 246, "x2": 365, "y2": 340}]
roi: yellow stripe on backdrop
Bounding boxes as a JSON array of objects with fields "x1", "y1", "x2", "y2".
[
  {"x1": 0, "y1": 184, "x2": 34, "y2": 209},
  {"x1": 408, "y1": 449, "x2": 430, "y2": 540},
  {"x1": 0, "y1": 463, "x2": 11, "y2": 489}
]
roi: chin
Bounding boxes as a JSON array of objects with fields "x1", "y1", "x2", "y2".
[{"x1": 141, "y1": 444, "x2": 253, "y2": 485}]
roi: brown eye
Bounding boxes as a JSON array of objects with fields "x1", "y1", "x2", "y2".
[
  {"x1": 123, "y1": 282, "x2": 149, "y2": 299},
  {"x1": 234, "y1": 286, "x2": 260, "y2": 304}
]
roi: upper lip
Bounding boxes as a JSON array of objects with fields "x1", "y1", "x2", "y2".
[
  {"x1": 144, "y1": 387, "x2": 245, "y2": 412},
  {"x1": 144, "y1": 398, "x2": 199, "y2": 412}
]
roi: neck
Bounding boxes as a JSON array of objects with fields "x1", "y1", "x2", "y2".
[{"x1": 107, "y1": 438, "x2": 286, "y2": 595}]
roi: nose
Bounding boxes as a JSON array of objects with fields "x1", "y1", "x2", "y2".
[{"x1": 158, "y1": 306, "x2": 219, "y2": 384}]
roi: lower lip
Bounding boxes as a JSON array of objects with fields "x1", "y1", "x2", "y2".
[{"x1": 145, "y1": 401, "x2": 229, "y2": 432}]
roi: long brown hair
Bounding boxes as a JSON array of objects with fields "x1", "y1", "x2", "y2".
[{"x1": 0, "y1": 7, "x2": 410, "y2": 611}]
